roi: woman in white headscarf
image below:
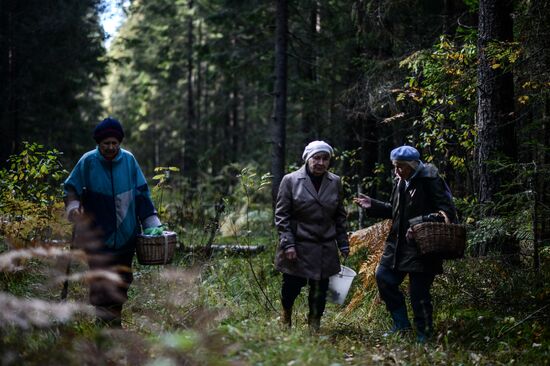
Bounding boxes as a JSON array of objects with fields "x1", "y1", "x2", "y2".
[{"x1": 274, "y1": 140, "x2": 349, "y2": 331}]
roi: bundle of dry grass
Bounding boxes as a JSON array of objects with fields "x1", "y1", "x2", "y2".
[
  {"x1": 0, "y1": 246, "x2": 85, "y2": 272},
  {"x1": 0, "y1": 292, "x2": 93, "y2": 329},
  {"x1": 345, "y1": 219, "x2": 391, "y2": 312}
]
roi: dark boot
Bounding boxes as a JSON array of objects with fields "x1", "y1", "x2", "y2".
[
  {"x1": 306, "y1": 279, "x2": 328, "y2": 333},
  {"x1": 414, "y1": 315, "x2": 433, "y2": 343},
  {"x1": 384, "y1": 306, "x2": 412, "y2": 336},
  {"x1": 416, "y1": 330, "x2": 430, "y2": 344},
  {"x1": 95, "y1": 305, "x2": 122, "y2": 328},
  {"x1": 307, "y1": 314, "x2": 321, "y2": 332},
  {"x1": 281, "y1": 308, "x2": 292, "y2": 329}
]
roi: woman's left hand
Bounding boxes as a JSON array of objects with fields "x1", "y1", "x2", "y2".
[{"x1": 406, "y1": 227, "x2": 415, "y2": 241}]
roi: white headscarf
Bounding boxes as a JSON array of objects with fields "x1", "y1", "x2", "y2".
[{"x1": 302, "y1": 140, "x2": 334, "y2": 162}]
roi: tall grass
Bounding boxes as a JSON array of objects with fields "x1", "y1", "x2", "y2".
[{"x1": 1, "y1": 161, "x2": 549, "y2": 365}]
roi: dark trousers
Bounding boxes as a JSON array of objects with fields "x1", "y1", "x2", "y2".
[
  {"x1": 87, "y1": 247, "x2": 134, "y2": 325},
  {"x1": 375, "y1": 264, "x2": 435, "y2": 334},
  {"x1": 281, "y1": 273, "x2": 329, "y2": 319}
]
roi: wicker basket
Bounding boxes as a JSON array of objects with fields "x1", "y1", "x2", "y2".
[
  {"x1": 411, "y1": 222, "x2": 466, "y2": 260},
  {"x1": 136, "y1": 231, "x2": 177, "y2": 265}
]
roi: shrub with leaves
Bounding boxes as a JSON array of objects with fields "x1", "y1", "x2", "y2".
[
  {"x1": 398, "y1": 33, "x2": 477, "y2": 172},
  {"x1": 0, "y1": 142, "x2": 69, "y2": 246},
  {"x1": 151, "y1": 165, "x2": 180, "y2": 223},
  {"x1": 220, "y1": 165, "x2": 272, "y2": 238}
]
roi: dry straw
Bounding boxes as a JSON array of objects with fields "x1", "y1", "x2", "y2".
[{"x1": 345, "y1": 219, "x2": 391, "y2": 312}]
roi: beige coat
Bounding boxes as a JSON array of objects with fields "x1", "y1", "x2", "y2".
[{"x1": 274, "y1": 166, "x2": 349, "y2": 280}]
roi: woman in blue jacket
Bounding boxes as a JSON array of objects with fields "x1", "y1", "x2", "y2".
[
  {"x1": 64, "y1": 117, "x2": 161, "y2": 326},
  {"x1": 355, "y1": 146, "x2": 457, "y2": 342}
]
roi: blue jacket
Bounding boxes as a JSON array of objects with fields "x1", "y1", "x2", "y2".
[{"x1": 64, "y1": 147, "x2": 157, "y2": 251}]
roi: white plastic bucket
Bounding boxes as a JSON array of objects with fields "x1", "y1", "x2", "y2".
[{"x1": 327, "y1": 265, "x2": 357, "y2": 305}]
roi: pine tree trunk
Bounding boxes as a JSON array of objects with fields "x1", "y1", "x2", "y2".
[
  {"x1": 271, "y1": 0, "x2": 288, "y2": 205},
  {"x1": 300, "y1": 1, "x2": 319, "y2": 146},
  {"x1": 197, "y1": 20, "x2": 203, "y2": 125},
  {"x1": 232, "y1": 82, "x2": 239, "y2": 161},
  {"x1": 523, "y1": 0, "x2": 550, "y2": 270},
  {"x1": 534, "y1": 96, "x2": 550, "y2": 271},
  {"x1": 185, "y1": 0, "x2": 197, "y2": 185},
  {"x1": 475, "y1": 0, "x2": 515, "y2": 205},
  {"x1": 1, "y1": 3, "x2": 19, "y2": 165}
]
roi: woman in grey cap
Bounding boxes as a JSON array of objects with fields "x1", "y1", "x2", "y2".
[
  {"x1": 355, "y1": 145, "x2": 457, "y2": 342},
  {"x1": 274, "y1": 140, "x2": 350, "y2": 331}
]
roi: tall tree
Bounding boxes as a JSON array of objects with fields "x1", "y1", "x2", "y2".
[
  {"x1": 517, "y1": 0, "x2": 550, "y2": 268},
  {"x1": 0, "y1": 0, "x2": 18, "y2": 163},
  {"x1": 185, "y1": 0, "x2": 198, "y2": 185},
  {"x1": 475, "y1": 0, "x2": 515, "y2": 205},
  {"x1": 0, "y1": 0, "x2": 106, "y2": 166},
  {"x1": 271, "y1": 0, "x2": 288, "y2": 205},
  {"x1": 299, "y1": 0, "x2": 319, "y2": 146}
]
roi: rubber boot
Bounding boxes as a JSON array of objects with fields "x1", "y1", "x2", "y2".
[
  {"x1": 95, "y1": 305, "x2": 122, "y2": 328},
  {"x1": 415, "y1": 317, "x2": 432, "y2": 344},
  {"x1": 307, "y1": 314, "x2": 321, "y2": 332},
  {"x1": 383, "y1": 306, "x2": 412, "y2": 336},
  {"x1": 416, "y1": 330, "x2": 430, "y2": 344},
  {"x1": 281, "y1": 308, "x2": 292, "y2": 329}
]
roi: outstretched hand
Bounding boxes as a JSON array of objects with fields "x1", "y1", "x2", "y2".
[{"x1": 353, "y1": 193, "x2": 372, "y2": 209}]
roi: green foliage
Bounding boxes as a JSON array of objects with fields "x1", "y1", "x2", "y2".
[
  {"x1": 0, "y1": 142, "x2": 67, "y2": 206},
  {"x1": 434, "y1": 257, "x2": 550, "y2": 363},
  {"x1": 462, "y1": 0, "x2": 479, "y2": 13},
  {"x1": 107, "y1": 0, "x2": 275, "y2": 175},
  {"x1": 235, "y1": 166, "x2": 272, "y2": 208},
  {"x1": 220, "y1": 165, "x2": 273, "y2": 238},
  {"x1": 333, "y1": 147, "x2": 362, "y2": 191},
  {"x1": 3, "y1": 206, "x2": 550, "y2": 365},
  {"x1": 0, "y1": 142, "x2": 69, "y2": 245},
  {"x1": 0, "y1": 0, "x2": 106, "y2": 165},
  {"x1": 485, "y1": 40, "x2": 522, "y2": 72},
  {"x1": 464, "y1": 160, "x2": 550, "y2": 262},
  {"x1": 151, "y1": 165, "x2": 180, "y2": 222},
  {"x1": 398, "y1": 34, "x2": 477, "y2": 171},
  {"x1": 3, "y1": 0, "x2": 550, "y2": 364}
]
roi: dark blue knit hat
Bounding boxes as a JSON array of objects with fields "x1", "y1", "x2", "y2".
[
  {"x1": 390, "y1": 145, "x2": 420, "y2": 161},
  {"x1": 93, "y1": 117, "x2": 124, "y2": 143}
]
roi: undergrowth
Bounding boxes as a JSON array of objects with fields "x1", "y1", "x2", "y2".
[
  {"x1": 2, "y1": 227, "x2": 550, "y2": 365},
  {"x1": 1, "y1": 161, "x2": 549, "y2": 365}
]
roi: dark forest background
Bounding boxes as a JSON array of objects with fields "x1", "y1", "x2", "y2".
[
  {"x1": 2, "y1": 0, "x2": 550, "y2": 254},
  {"x1": 1, "y1": 1, "x2": 550, "y2": 364}
]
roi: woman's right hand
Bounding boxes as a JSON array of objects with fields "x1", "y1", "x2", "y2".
[
  {"x1": 284, "y1": 247, "x2": 297, "y2": 261},
  {"x1": 68, "y1": 206, "x2": 85, "y2": 222},
  {"x1": 353, "y1": 193, "x2": 372, "y2": 209}
]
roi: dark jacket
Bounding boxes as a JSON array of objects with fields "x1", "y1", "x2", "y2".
[
  {"x1": 274, "y1": 166, "x2": 349, "y2": 280},
  {"x1": 367, "y1": 163, "x2": 457, "y2": 273}
]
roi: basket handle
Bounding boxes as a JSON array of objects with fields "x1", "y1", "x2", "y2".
[{"x1": 438, "y1": 210, "x2": 451, "y2": 224}]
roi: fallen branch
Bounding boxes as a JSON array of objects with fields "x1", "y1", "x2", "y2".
[
  {"x1": 182, "y1": 244, "x2": 265, "y2": 254},
  {"x1": 497, "y1": 303, "x2": 550, "y2": 338}
]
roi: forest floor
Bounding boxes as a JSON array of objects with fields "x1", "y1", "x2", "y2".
[{"x1": 1, "y1": 233, "x2": 550, "y2": 365}]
